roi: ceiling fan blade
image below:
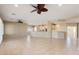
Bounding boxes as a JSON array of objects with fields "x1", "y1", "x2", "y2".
[
  {"x1": 41, "y1": 8, "x2": 48, "y2": 12},
  {"x1": 31, "y1": 9, "x2": 37, "y2": 13},
  {"x1": 31, "y1": 5, "x2": 37, "y2": 8}
]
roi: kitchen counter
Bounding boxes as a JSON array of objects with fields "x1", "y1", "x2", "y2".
[
  {"x1": 31, "y1": 31, "x2": 66, "y2": 39},
  {"x1": 31, "y1": 32, "x2": 51, "y2": 38},
  {"x1": 52, "y1": 31, "x2": 66, "y2": 38}
]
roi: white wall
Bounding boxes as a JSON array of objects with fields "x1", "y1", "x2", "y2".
[
  {"x1": 0, "y1": 18, "x2": 4, "y2": 44},
  {"x1": 55, "y1": 24, "x2": 67, "y2": 32},
  {"x1": 4, "y1": 22, "x2": 27, "y2": 35},
  {"x1": 0, "y1": 18, "x2": 4, "y2": 35}
]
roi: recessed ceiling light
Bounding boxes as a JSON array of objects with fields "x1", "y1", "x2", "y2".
[
  {"x1": 58, "y1": 4, "x2": 62, "y2": 7},
  {"x1": 14, "y1": 4, "x2": 18, "y2": 7}
]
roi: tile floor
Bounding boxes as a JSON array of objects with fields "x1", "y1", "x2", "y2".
[{"x1": 0, "y1": 35, "x2": 79, "y2": 55}]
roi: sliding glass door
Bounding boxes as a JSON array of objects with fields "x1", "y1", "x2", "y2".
[{"x1": 66, "y1": 24, "x2": 77, "y2": 50}]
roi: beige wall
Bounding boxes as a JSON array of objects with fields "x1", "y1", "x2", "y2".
[
  {"x1": 4, "y1": 22, "x2": 27, "y2": 35},
  {"x1": 47, "y1": 21, "x2": 67, "y2": 32},
  {"x1": 55, "y1": 24, "x2": 67, "y2": 32}
]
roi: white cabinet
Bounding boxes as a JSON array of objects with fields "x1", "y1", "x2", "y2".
[
  {"x1": 31, "y1": 32, "x2": 51, "y2": 38},
  {"x1": 52, "y1": 31, "x2": 65, "y2": 38}
]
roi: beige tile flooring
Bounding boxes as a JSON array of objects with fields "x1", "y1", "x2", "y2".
[{"x1": 0, "y1": 35, "x2": 79, "y2": 55}]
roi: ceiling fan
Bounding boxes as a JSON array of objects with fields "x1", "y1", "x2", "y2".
[{"x1": 31, "y1": 4, "x2": 48, "y2": 14}]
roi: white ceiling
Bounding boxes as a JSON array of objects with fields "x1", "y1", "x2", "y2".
[{"x1": 0, "y1": 4, "x2": 79, "y2": 25}]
